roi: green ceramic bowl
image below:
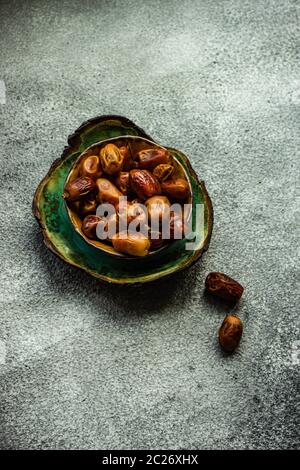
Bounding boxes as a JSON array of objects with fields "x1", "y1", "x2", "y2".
[
  {"x1": 64, "y1": 135, "x2": 193, "y2": 259},
  {"x1": 33, "y1": 115, "x2": 213, "y2": 284}
]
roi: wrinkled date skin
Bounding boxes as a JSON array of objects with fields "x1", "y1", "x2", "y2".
[
  {"x1": 63, "y1": 176, "x2": 96, "y2": 201},
  {"x1": 82, "y1": 215, "x2": 103, "y2": 239},
  {"x1": 81, "y1": 155, "x2": 102, "y2": 179},
  {"x1": 219, "y1": 315, "x2": 243, "y2": 352},
  {"x1": 205, "y1": 272, "x2": 244, "y2": 304},
  {"x1": 80, "y1": 195, "x2": 98, "y2": 215},
  {"x1": 129, "y1": 169, "x2": 161, "y2": 200},
  {"x1": 112, "y1": 232, "x2": 150, "y2": 257},
  {"x1": 116, "y1": 200, "x2": 148, "y2": 227},
  {"x1": 96, "y1": 178, "x2": 123, "y2": 206},
  {"x1": 145, "y1": 195, "x2": 171, "y2": 223},
  {"x1": 119, "y1": 146, "x2": 134, "y2": 171},
  {"x1": 137, "y1": 148, "x2": 170, "y2": 170},
  {"x1": 64, "y1": 141, "x2": 192, "y2": 257},
  {"x1": 100, "y1": 143, "x2": 124, "y2": 175},
  {"x1": 153, "y1": 163, "x2": 174, "y2": 182},
  {"x1": 115, "y1": 172, "x2": 131, "y2": 195},
  {"x1": 161, "y1": 178, "x2": 190, "y2": 200}
]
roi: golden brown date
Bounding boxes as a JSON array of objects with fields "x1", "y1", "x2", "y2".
[
  {"x1": 219, "y1": 315, "x2": 243, "y2": 352},
  {"x1": 96, "y1": 178, "x2": 123, "y2": 206},
  {"x1": 112, "y1": 232, "x2": 150, "y2": 257},
  {"x1": 137, "y1": 148, "x2": 170, "y2": 170},
  {"x1": 161, "y1": 178, "x2": 190, "y2": 200},
  {"x1": 153, "y1": 163, "x2": 174, "y2": 182},
  {"x1": 145, "y1": 195, "x2": 171, "y2": 223},
  {"x1": 129, "y1": 169, "x2": 161, "y2": 200},
  {"x1": 116, "y1": 200, "x2": 147, "y2": 227},
  {"x1": 63, "y1": 176, "x2": 96, "y2": 201},
  {"x1": 81, "y1": 155, "x2": 102, "y2": 179},
  {"x1": 100, "y1": 143, "x2": 124, "y2": 175},
  {"x1": 205, "y1": 272, "x2": 244, "y2": 304}
]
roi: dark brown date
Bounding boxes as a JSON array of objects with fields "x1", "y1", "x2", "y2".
[
  {"x1": 115, "y1": 172, "x2": 131, "y2": 195},
  {"x1": 219, "y1": 315, "x2": 243, "y2": 352},
  {"x1": 205, "y1": 272, "x2": 244, "y2": 304},
  {"x1": 119, "y1": 146, "x2": 134, "y2": 171},
  {"x1": 137, "y1": 148, "x2": 170, "y2": 170},
  {"x1": 82, "y1": 215, "x2": 102, "y2": 239},
  {"x1": 80, "y1": 196, "x2": 98, "y2": 215},
  {"x1": 129, "y1": 169, "x2": 161, "y2": 200},
  {"x1": 161, "y1": 178, "x2": 190, "y2": 200},
  {"x1": 63, "y1": 176, "x2": 96, "y2": 201}
]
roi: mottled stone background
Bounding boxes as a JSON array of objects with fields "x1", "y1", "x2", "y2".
[{"x1": 0, "y1": 0, "x2": 299, "y2": 450}]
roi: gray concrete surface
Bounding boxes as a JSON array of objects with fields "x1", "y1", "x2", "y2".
[{"x1": 0, "y1": 0, "x2": 299, "y2": 450}]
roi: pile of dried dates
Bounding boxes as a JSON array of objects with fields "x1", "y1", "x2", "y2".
[{"x1": 63, "y1": 142, "x2": 191, "y2": 257}]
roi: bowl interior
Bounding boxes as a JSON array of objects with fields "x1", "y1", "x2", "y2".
[{"x1": 64, "y1": 135, "x2": 193, "y2": 259}]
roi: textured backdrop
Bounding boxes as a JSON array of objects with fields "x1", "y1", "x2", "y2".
[{"x1": 0, "y1": 0, "x2": 299, "y2": 450}]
